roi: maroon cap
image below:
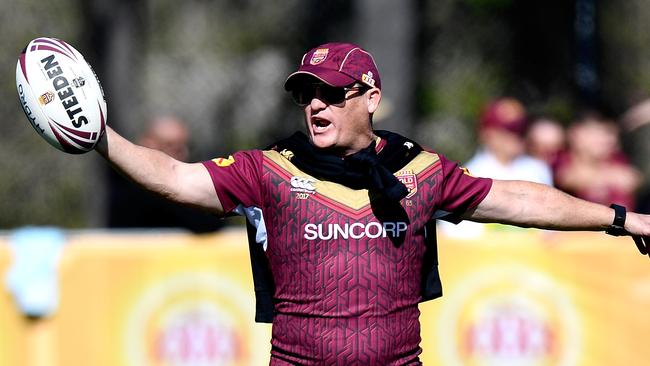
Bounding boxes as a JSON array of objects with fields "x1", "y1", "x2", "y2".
[
  {"x1": 479, "y1": 97, "x2": 528, "y2": 136},
  {"x1": 284, "y1": 42, "x2": 381, "y2": 90}
]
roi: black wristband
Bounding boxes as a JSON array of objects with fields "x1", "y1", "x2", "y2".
[{"x1": 605, "y1": 203, "x2": 627, "y2": 236}]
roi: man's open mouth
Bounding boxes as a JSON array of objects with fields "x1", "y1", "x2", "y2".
[{"x1": 312, "y1": 117, "x2": 331, "y2": 132}]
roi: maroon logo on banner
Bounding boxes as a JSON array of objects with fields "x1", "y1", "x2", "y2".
[
  {"x1": 153, "y1": 309, "x2": 242, "y2": 364},
  {"x1": 124, "y1": 273, "x2": 256, "y2": 365},
  {"x1": 463, "y1": 306, "x2": 556, "y2": 359}
]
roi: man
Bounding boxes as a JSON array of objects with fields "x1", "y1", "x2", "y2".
[
  {"x1": 554, "y1": 113, "x2": 641, "y2": 210},
  {"x1": 465, "y1": 97, "x2": 553, "y2": 185},
  {"x1": 106, "y1": 116, "x2": 225, "y2": 232},
  {"x1": 96, "y1": 42, "x2": 650, "y2": 365},
  {"x1": 526, "y1": 116, "x2": 566, "y2": 169},
  {"x1": 441, "y1": 98, "x2": 554, "y2": 238}
]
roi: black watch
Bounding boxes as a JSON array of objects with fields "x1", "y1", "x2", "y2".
[{"x1": 605, "y1": 203, "x2": 627, "y2": 236}]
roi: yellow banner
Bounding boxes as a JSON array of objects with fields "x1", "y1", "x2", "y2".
[
  {"x1": 421, "y1": 230, "x2": 650, "y2": 366},
  {"x1": 1, "y1": 228, "x2": 649, "y2": 365},
  {"x1": 58, "y1": 230, "x2": 271, "y2": 366},
  {"x1": 0, "y1": 245, "x2": 26, "y2": 366}
]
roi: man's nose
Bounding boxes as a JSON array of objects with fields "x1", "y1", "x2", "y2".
[{"x1": 310, "y1": 89, "x2": 327, "y2": 110}]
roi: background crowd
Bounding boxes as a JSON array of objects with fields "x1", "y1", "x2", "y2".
[
  {"x1": 104, "y1": 94, "x2": 650, "y2": 233},
  {"x1": 4, "y1": 0, "x2": 650, "y2": 231},
  {"x1": 466, "y1": 97, "x2": 643, "y2": 211}
]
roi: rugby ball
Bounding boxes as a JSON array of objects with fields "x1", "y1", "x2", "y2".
[{"x1": 16, "y1": 37, "x2": 107, "y2": 154}]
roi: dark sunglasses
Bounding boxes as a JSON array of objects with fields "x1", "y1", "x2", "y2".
[{"x1": 291, "y1": 83, "x2": 368, "y2": 106}]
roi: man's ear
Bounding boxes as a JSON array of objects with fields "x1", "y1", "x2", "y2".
[{"x1": 367, "y1": 88, "x2": 381, "y2": 114}]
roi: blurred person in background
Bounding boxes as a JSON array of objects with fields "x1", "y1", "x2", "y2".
[
  {"x1": 465, "y1": 97, "x2": 553, "y2": 185},
  {"x1": 138, "y1": 116, "x2": 191, "y2": 161},
  {"x1": 554, "y1": 113, "x2": 641, "y2": 210},
  {"x1": 441, "y1": 98, "x2": 555, "y2": 237},
  {"x1": 92, "y1": 42, "x2": 650, "y2": 365},
  {"x1": 526, "y1": 116, "x2": 566, "y2": 171},
  {"x1": 621, "y1": 98, "x2": 650, "y2": 214},
  {"x1": 107, "y1": 116, "x2": 224, "y2": 233}
]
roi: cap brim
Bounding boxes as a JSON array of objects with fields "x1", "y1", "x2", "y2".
[{"x1": 284, "y1": 67, "x2": 356, "y2": 91}]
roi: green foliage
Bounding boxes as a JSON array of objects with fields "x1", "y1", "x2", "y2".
[{"x1": 0, "y1": 0, "x2": 89, "y2": 228}]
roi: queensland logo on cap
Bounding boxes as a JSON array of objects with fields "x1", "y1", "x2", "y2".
[
  {"x1": 310, "y1": 48, "x2": 329, "y2": 65},
  {"x1": 396, "y1": 169, "x2": 417, "y2": 198}
]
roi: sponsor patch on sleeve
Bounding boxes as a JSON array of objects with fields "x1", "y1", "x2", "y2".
[
  {"x1": 212, "y1": 155, "x2": 235, "y2": 167},
  {"x1": 460, "y1": 167, "x2": 474, "y2": 177}
]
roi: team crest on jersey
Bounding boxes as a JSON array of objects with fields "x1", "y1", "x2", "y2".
[
  {"x1": 395, "y1": 169, "x2": 417, "y2": 199},
  {"x1": 212, "y1": 155, "x2": 235, "y2": 167},
  {"x1": 310, "y1": 48, "x2": 329, "y2": 65}
]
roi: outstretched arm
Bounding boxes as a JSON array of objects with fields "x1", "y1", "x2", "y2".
[
  {"x1": 95, "y1": 126, "x2": 224, "y2": 215},
  {"x1": 464, "y1": 180, "x2": 650, "y2": 254}
]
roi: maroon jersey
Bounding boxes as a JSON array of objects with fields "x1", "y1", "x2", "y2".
[{"x1": 202, "y1": 147, "x2": 491, "y2": 365}]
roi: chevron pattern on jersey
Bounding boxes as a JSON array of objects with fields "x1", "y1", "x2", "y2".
[
  {"x1": 263, "y1": 150, "x2": 441, "y2": 217},
  {"x1": 258, "y1": 150, "x2": 448, "y2": 365}
]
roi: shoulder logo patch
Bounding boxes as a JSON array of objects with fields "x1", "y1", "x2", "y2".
[
  {"x1": 460, "y1": 167, "x2": 474, "y2": 177},
  {"x1": 212, "y1": 155, "x2": 235, "y2": 167}
]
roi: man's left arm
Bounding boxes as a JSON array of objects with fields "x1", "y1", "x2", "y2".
[{"x1": 464, "y1": 180, "x2": 650, "y2": 246}]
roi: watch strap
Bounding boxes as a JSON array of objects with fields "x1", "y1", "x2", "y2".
[{"x1": 605, "y1": 203, "x2": 627, "y2": 236}]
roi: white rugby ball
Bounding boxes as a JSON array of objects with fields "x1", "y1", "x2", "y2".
[{"x1": 16, "y1": 37, "x2": 107, "y2": 154}]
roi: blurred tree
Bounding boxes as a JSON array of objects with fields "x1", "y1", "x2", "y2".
[
  {"x1": 356, "y1": 0, "x2": 419, "y2": 135},
  {"x1": 80, "y1": 0, "x2": 147, "y2": 226},
  {"x1": 0, "y1": 0, "x2": 90, "y2": 228},
  {"x1": 80, "y1": 0, "x2": 147, "y2": 140}
]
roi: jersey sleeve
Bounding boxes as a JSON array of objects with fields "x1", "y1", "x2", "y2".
[
  {"x1": 438, "y1": 154, "x2": 492, "y2": 220},
  {"x1": 201, "y1": 150, "x2": 264, "y2": 214}
]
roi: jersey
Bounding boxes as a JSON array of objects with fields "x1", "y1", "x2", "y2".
[{"x1": 202, "y1": 145, "x2": 492, "y2": 365}]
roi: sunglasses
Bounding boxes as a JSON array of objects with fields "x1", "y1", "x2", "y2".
[{"x1": 291, "y1": 83, "x2": 368, "y2": 106}]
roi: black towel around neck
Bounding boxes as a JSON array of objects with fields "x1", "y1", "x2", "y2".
[{"x1": 269, "y1": 130, "x2": 422, "y2": 201}]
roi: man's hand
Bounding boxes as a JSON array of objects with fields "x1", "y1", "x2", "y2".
[
  {"x1": 632, "y1": 237, "x2": 649, "y2": 256},
  {"x1": 624, "y1": 212, "x2": 650, "y2": 257}
]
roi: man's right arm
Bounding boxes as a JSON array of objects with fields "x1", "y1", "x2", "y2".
[
  {"x1": 465, "y1": 179, "x2": 650, "y2": 240},
  {"x1": 95, "y1": 126, "x2": 224, "y2": 215}
]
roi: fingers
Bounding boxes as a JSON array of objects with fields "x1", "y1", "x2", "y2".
[{"x1": 632, "y1": 235, "x2": 649, "y2": 256}]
